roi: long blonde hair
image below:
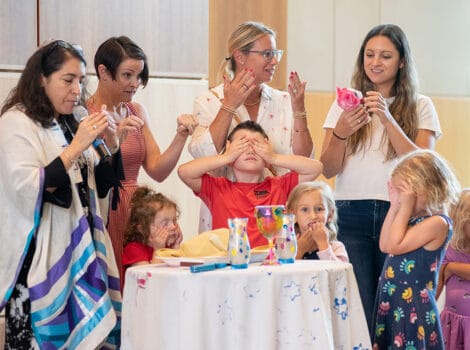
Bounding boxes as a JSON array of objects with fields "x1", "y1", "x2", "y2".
[
  {"x1": 449, "y1": 189, "x2": 470, "y2": 253},
  {"x1": 217, "y1": 21, "x2": 275, "y2": 83},
  {"x1": 391, "y1": 150, "x2": 460, "y2": 214},
  {"x1": 286, "y1": 181, "x2": 339, "y2": 241},
  {"x1": 350, "y1": 24, "x2": 419, "y2": 161}
]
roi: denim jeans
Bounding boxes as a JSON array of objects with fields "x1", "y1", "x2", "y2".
[{"x1": 336, "y1": 199, "x2": 390, "y2": 336}]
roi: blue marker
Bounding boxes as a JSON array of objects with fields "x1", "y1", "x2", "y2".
[{"x1": 190, "y1": 263, "x2": 228, "y2": 273}]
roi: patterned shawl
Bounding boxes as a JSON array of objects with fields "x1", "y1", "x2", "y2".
[{"x1": 0, "y1": 108, "x2": 121, "y2": 349}]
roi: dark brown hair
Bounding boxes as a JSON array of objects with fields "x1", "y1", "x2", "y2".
[
  {"x1": 350, "y1": 24, "x2": 418, "y2": 160},
  {"x1": 227, "y1": 120, "x2": 269, "y2": 142},
  {"x1": 1, "y1": 40, "x2": 86, "y2": 127},
  {"x1": 94, "y1": 36, "x2": 149, "y2": 87}
]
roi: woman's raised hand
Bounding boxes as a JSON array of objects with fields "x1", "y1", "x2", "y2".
[
  {"x1": 333, "y1": 105, "x2": 370, "y2": 139},
  {"x1": 288, "y1": 71, "x2": 307, "y2": 112},
  {"x1": 72, "y1": 109, "x2": 109, "y2": 153},
  {"x1": 363, "y1": 91, "x2": 393, "y2": 124},
  {"x1": 102, "y1": 103, "x2": 143, "y2": 145},
  {"x1": 176, "y1": 114, "x2": 199, "y2": 136},
  {"x1": 222, "y1": 69, "x2": 256, "y2": 109},
  {"x1": 115, "y1": 114, "x2": 144, "y2": 142}
]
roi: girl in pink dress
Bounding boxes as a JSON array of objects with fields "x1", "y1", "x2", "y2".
[{"x1": 438, "y1": 189, "x2": 470, "y2": 350}]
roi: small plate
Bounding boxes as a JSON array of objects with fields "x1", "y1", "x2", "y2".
[{"x1": 159, "y1": 256, "x2": 229, "y2": 267}]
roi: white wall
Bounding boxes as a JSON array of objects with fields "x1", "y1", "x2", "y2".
[
  {"x1": 287, "y1": 0, "x2": 470, "y2": 96},
  {"x1": 133, "y1": 78, "x2": 208, "y2": 239}
]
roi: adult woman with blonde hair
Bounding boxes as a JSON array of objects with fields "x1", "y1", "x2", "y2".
[
  {"x1": 189, "y1": 21, "x2": 314, "y2": 232},
  {"x1": 320, "y1": 23, "x2": 441, "y2": 331}
]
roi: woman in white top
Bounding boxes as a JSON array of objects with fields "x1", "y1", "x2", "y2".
[
  {"x1": 189, "y1": 21, "x2": 314, "y2": 232},
  {"x1": 320, "y1": 24, "x2": 441, "y2": 333}
]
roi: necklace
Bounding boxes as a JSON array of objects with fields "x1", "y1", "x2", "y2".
[
  {"x1": 87, "y1": 94, "x2": 99, "y2": 111},
  {"x1": 244, "y1": 96, "x2": 261, "y2": 107}
]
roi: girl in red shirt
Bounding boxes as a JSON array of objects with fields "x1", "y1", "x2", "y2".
[{"x1": 122, "y1": 186, "x2": 183, "y2": 277}]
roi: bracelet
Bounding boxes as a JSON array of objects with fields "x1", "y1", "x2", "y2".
[
  {"x1": 332, "y1": 130, "x2": 347, "y2": 141},
  {"x1": 108, "y1": 141, "x2": 120, "y2": 154},
  {"x1": 220, "y1": 104, "x2": 236, "y2": 115},
  {"x1": 63, "y1": 150, "x2": 78, "y2": 164},
  {"x1": 293, "y1": 111, "x2": 307, "y2": 119}
]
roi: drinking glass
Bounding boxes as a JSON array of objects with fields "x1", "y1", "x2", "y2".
[
  {"x1": 227, "y1": 218, "x2": 250, "y2": 269},
  {"x1": 111, "y1": 102, "x2": 129, "y2": 122},
  {"x1": 275, "y1": 214, "x2": 297, "y2": 264},
  {"x1": 254, "y1": 205, "x2": 285, "y2": 265}
]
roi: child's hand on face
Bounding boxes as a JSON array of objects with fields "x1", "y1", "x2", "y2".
[
  {"x1": 166, "y1": 223, "x2": 183, "y2": 249},
  {"x1": 148, "y1": 225, "x2": 170, "y2": 250},
  {"x1": 225, "y1": 136, "x2": 250, "y2": 162},
  {"x1": 388, "y1": 180, "x2": 400, "y2": 207},
  {"x1": 309, "y1": 222, "x2": 329, "y2": 251},
  {"x1": 297, "y1": 229, "x2": 318, "y2": 254},
  {"x1": 397, "y1": 180, "x2": 417, "y2": 208},
  {"x1": 251, "y1": 138, "x2": 274, "y2": 164}
]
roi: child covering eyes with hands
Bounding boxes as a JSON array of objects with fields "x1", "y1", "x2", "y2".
[
  {"x1": 179, "y1": 120, "x2": 322, "y2": 248},
  {"x1": 372, "y1": 149, "x2": 460, "y2": 349}
]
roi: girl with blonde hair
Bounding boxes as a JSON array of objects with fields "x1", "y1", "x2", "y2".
[
  {"x1": 372, "y1": 149, "x2": 460, "y2": 349},
  {"x1": 286, "y1": 181, "x2": 348, "y2": 261}
]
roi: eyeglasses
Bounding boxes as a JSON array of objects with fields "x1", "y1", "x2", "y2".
[
  {"x1": 246, "y1": 49, "x2": 284, "y2": 62},
  {"x1": 41, "y1": 40, "x2": 84, "y2": 66}
]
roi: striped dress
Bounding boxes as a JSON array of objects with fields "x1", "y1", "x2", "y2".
[{"x1": 89, "y1": 101, "x2": 145, "y2": 285}]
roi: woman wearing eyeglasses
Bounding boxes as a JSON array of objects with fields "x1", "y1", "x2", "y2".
[{"x1": 189, "y1": 21, "x2": 313, "y2": 233}]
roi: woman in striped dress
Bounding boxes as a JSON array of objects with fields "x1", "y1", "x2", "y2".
[{"x1": 88, "y1": 36, "x2": 198, "y2": 287}]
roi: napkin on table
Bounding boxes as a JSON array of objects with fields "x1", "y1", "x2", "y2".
[{"x1": 156, "y1": 228, "x2": 229, "y2": 258}]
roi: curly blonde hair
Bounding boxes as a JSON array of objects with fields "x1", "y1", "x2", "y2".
[
  {"x1": 391, "y1": 150, "x2": 460, "y2": 213},
  {"x1": 449, "y1": 189, "x2": 470, "y2": 253},
  {"x1": 123, "y1": 186, "x2": 179, "y2": 246},
  {"x1": 286, "y1": 181, "x2": 339, "y2": 241}
]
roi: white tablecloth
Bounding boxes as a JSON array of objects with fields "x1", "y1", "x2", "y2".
[{"x1": 122, "y1": 260, "x2": 371, "y2": 350}]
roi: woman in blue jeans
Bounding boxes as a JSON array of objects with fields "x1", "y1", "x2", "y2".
[{"x1": 320, "y1": 24, "x2": 441, "y2": 334}]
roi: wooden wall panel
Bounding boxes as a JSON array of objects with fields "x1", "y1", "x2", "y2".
[
  {"x1": 209, "y1": 0, "x2": 287, "y2": 89},
  {"x1": 304, "y1": 92, "x2": 335, "y2": 187},
  {"x1": 433, "y1": 97, "x2": 470, "y2": 187}
]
